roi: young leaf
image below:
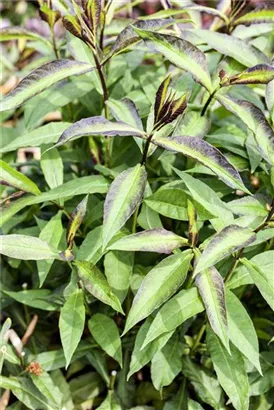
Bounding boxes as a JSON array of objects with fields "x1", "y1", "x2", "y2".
[
  {"x1": 0, "y1": 26, "x2": 51, "y2": 45},
  {"x1": 153, "y1": 135, "x2": 249, "y2": 192},
  {"x1": 217, "y1": 95, "x2": 274, "y2": 166},
  {"x1": 29, "y1": 372, "x2": 63, "y2": 410},
  {"x1": 103, "y1": 164, "x2": 147, "y2": 247},
  {"x1": 123, "y1": 250, "x2": 193, "y2": 335},
  {"x1": 195, "y1": 267, "x2": 229, "y2": 351},
  {"x1": 66, "y1": 195, "x2": 88, "y2": 250},
  {"x1": 127, "y1": 317, "x2": 174, "y2": 380},
  {"x1": 1, "y1": 175, "x2": 109, "y2": 225},
  {"x1": 59, "y1": 289, "x2": 85, "y2": 368},
  {"x1": 143, "y1": 287, "x2": 204, "y2": 349},
  {"x1": 88, "y1": 313, "x2": 122, "y2": 368},
  {"x1": 37, "y1": 212, "x2": 63, "y2": 286},
  {"x1": 73, "y1": 260, "x2": 124, "y2": 314},
  {"x1": 151, "y1": 333, "x2": 183, "y2": 392},
  {"x1": 240, "y1": 257, "x2": 274, "y2": 310},
  {"x1": 193, "y1": 29, "x2": 269, "y2": 67},
  {"x1": 0, "y1": 59, "x2": 94, "y2": 111},
  {"x1": 54, "y1": 116, "x2": 147, "y2": 148},
  {"x1": 194, "y1": 225, "x2": 256, "y2": 275},
  {"x1": 132, "y1": 29, "x2": 213, "y2": 92},
  {"x1": 226, "y1": 290, "x2": 262, "y2": 374},
  {"x1": 154, "y1": 75, "x2": 172, "y2": 124},
  {"x1": 0, "y1": 234, "x2": 60, "y2": 260},
  {"x1": 223, "y1": 64, "x2": 274, "y2": 85},
  {"x1": 108, "y1": 228, "x2": 188, "y2": 254},
  {"x1": 40, "y1": 147, "x2": 63, "y2": 189},
  {"x1": 181, "y1": 356, "x2": 224, "y2": 410},
  {"x1": 233, "y1": 5, "x2": 274, "y2": 26},
  {"x1": 0, "y1": 159, "x2": 41, "y2": 195},
  {"x1": 228, "y1": 195, "x2": 269, "y2": 217},
  {"x1": 207, "y1": 326, "x2": 250, "y2": 410},
  {"x1": 104, "y1": 250, "x2": 133, "y2": 303}
]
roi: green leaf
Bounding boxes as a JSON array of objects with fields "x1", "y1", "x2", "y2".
[
  {"x1": 59, "y1": 288, "x2": 85, "y2": 368},
  {"x1": 240, "y1": 257, "x2": 274, "y2": 310},
  {"x1": 54, "y1": 115, "x2": 147, "y2": 148},
  {"x1": 37, "y1": 212, "x2": 63, "y2": 286},
  {"x1": 188, "y1": 399, "x2": 205, "y2": 410},
  {"x1": 104, "y1": 250, "x2": 133, "y2": 302},
  {"x1": 194, "y1": 225, "x2": 256, "y2": 275},
  {"x1": 127, "y1": 317, "x2": 174, "y2": 380},
  {"x1": 145, "y1": 188, "x2": 215, "y2": 221},
  {"x1": 181, "y1": 356, "x2": 224, "y2": 410},
  {"x1": 0, "y1": 26, "x2": 51, "y2": 44},
  {"x1": 233, "y1": 5, "x2": 274, "y2": 26},
  {"x1": 77, "y1": 225, "x2": 103, "y2": 264},
  {"x1": 228, "y1": 195, "x2": 269, "y2": 217},
  {"x1": 173, "y1": 169, "x2": 234, "y2": 231},
  {"x1": 132, "y1": 29, "x2": 213, "y2": 92},
  {"x1": 249, "y1": 359, "x2": 274, "y2": 396},
  {"x1": 217, "y1": 95, "x2": 274, "y2": 166},
  {"x1": 0, "y1": 59, "x2": 94, "y2": 111},
  {"x1": 106, "y1": 98, "x2": 143, "y2": 130},
  {"x1": 195, "y1": 267, "x2": 229, "y2": 351},
  {"x1": 224, "y1": 64, "x2": 274, "y2": 85},
  {"x1": 88, "y1": 313, "x2": 122, "y2": 368},
  {"x1": 0, "y1": 234, "x2": 60, "y2": 260},
  {"x1": 0, "y1": 159, "x2": 41, "y2": 195},
  {"x1": 97, "y1": 391, "x2": 122, "y2": 410},
  {"x1": 0, "y1": 376, "x2": 55, "y2": 410},
  {"x1": 40, "y1": 147, "x2": 63, "y2": 189},
  {"x1": 194, "y1": 29, "x2": 269, "y2": 67},
  {"x1": 123, "y1": 250, "x2": 193, "y2": 335},
  {"x1": 0, "y1": 122, "x2": 71, "y2": 153},
  {"x1": 3, "y1": 289, "x2": 59, "y2": 311},
  {"x1": 103, "y1": 164, "x2": 147, "y2": 247},
  {"x1": 226, "y1": 290, "x2": 262, "y2": 374},
  {"x1": 73, "y1": 260, "x2": 124, "y2": 313},
  {"x1": 66, "y1": 195, "x2": 88, "y2": 249},
  {"x1": 143, "y1": 287, "x2": 204, "y2": 348},
  {"x1": 108, "y1": 228, "x2": 188, "y2": 254},
  {"x1": 1, "y1": 175, "x2": 109, "y2": 225},
  {"x1": 106, "y1": 19, "x2": 174, "y2": 61},
  {"x1": 151, "y1": 333, "x2": 183, "y2": 392},
  {"x1": 207, "y1": 326, "x2": 250, "y2": 410},
  {"x1": 30, "y1": 372, "x2": 63, "y2": 409}
]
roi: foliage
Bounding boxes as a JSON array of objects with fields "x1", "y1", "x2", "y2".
[{"x1": 0, "y1": 0, "x2": 274, "y2": 409}]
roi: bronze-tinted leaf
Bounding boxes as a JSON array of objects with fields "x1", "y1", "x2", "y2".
[
  {"x1": 223, "y1": 64, "x2": 274, "y2": 85},
  {"x1": 154, "y1": 75, "x2": 172, "y2": 123},
  {"x1": 233, "y1": 5, "x2": 274, "y2": 26},
  {"x1": 66, "y1": 195, "x2": 88, "y2": 249},
  {"x1": 63, "y1": 15, "x2": 82, "y2": 40}
]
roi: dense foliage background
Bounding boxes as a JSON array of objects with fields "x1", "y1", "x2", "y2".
[{"x1": 0, "y1": 0, "x2": 274, "y2": 409}]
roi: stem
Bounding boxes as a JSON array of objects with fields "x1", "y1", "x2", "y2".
[
  {"x1": 93, "y1": 52, "x2": 109, "y2": 116},
  {"x1": 51, "y1": 27, "x2": 60, "y2": 59},
  {"x1": 191, "y1": 323, "x2": 206, "y2": 353},
  {"x1": 201, "y1": 88, "x2": 218, "y2": 117},
  {"x1": 141, "y1": 134, "x2": 153, "y2": 165},
  {"x1": 132, "y1": 204, "x2": 140, "y2": 233}
]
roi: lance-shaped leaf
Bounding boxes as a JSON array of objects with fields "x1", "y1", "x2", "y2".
[
  {"x1": 195, "y1": 267, "x2": 229, "y2": 351},
  {"x1": 217, "y1": 95, "x2": 274, "y2": 165},
  {"x1": 153, "y1": 135, "x2": 249, "y2": 192},
  {"x1": 54, "y1": 116, "x2": 147, "y2": 148},
  {"x1": 188, "y1": 199, "x2": 198, "y2": 247},
  {"x1": 154, "y1": 74, "x2": 172, "y2": 123},
  {"x1": 0, "y1": 235, "x2": 60, "y2": 260},
  {"x1": 233, "y1": 5, "x2": 274, "y2": 26},
  {"x1": 73, "y1": 260, "x2": 124, "y2": 314},
  {"x1": 63, "y1": 15, "x2": 82, "y2": 40},
  {"x1": 96, "y1": 391, "x2": 121, "y2": 410},
  {"x1": 193, "y1": 29, "x2": 269, "y2": 67},
  {"x1": 123, "y1": 250, "x2": 193, "y2": 335},
  {"x1": 103, "y1": 164, "x2": 147, "y2": 248},
  {"x1": 207, "y1": 327, "x2": 250, "y2": 410},
  {"x1": 142, "y1": 287, "x2": 204, "y2": 349},
  {"x1": 66, "y1": 195, "x2": 88, "y2": 249},
  {"x1": 85, "y1": 0, "x2": 101, "y2": 39},
  {"x1": 1, "y1": 175, "x2": 109, "y2": 226},
  {"x1": 59, "y1": 289, "x2": 85, "y2": 368},
  {"x1": 106, "y1": 98, "x2": 143, "y2": 130},
  {"x1": 226, "y1": 290, "x2": 262, "y2": 374},
  {"x1": 223, "y1": 64, "x2": 274, "y2": 85},
  {"x1": 194, "y1": 225, "x2": 256, "y2": 275},
  {"x1": 0, "y1": 26, "x2": 51, "y2": 45},
  {"x1": 107, "y1": 228, "x2": 188, "y2": 254},
  {"x1": 132, "y1": 29, "x2": 213, "y2": 92},
  {"x1": 0, "y1": 59, "x2": 94, "y2": 111},
  {"x1": 104, "y1": 19, "x2": 174, "y2": 62},
  {"x1": 88, "y1": 314, "x2": 122, "y2": 368},
  {"x1": 240, "y1": 257, "x2": 274, "y2": 310},
  {"x1": 0, "y1": 159, "x2": 41, "y2": 195}
]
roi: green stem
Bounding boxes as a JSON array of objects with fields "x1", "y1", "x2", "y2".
[
  {"x1": 201, "y1": 88, "x2": 218, "y2": 117},
  {"x1": 51, "y1": 27, "x2": 60, "y2": 59},
  {"x1": 191, "y1": 323, "x2": 206, "y2": 353}
]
